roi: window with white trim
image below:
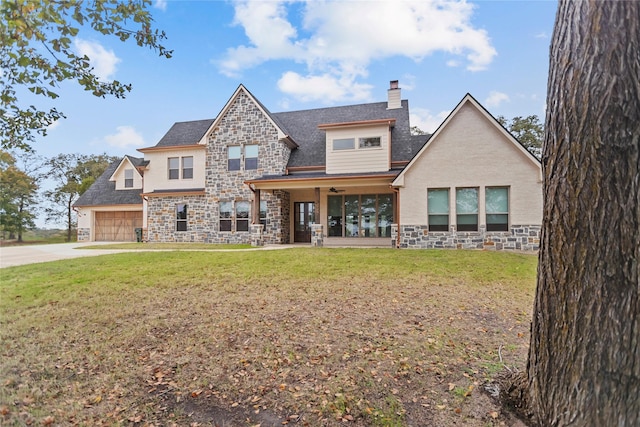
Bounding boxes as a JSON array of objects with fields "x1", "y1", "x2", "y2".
[
  {"x1": 359, "y1": 137, "x2": 381, "y2": 148},
  {"x1": 182, "y1": 156, "x2": 193, "y2": 179},
  {"x1": 124, "y1": 169, "x2": 134, "y2": 188},
  {"x1": 168, "y1": 157, "x2": 179, "y2": 180}
]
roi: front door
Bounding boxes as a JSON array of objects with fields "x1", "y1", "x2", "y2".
[{"x1": 294, "y1": 202, "x2": 315, "y2": 243}]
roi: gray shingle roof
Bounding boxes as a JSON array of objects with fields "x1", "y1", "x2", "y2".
[
  {"x1": 150, "y1": 97, "x2": 425, "y2": 168},
  {"x1": 155, "y1": 119, "x2": 214, "y2": 147},
  {"x1": 74, "y1": 158, "x2": 143, "y2": 207},
  {"x1": 272, "y1": 100, "x2": 416, "y2": 168}
]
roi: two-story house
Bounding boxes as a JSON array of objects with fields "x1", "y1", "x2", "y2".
[{"x1": 75, "y1": 81, "x2": 542, "y2": 250}]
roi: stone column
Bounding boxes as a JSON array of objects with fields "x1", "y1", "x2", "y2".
[
  {"x1": 311, "y1": 224, "x2": 324, "y2": 247},
  {"x1": 250, "y1": 224, "x2": 264, "y2": 247},
  {"x1": 391, "y1": 224, "x2": 398, "y2": 248}
]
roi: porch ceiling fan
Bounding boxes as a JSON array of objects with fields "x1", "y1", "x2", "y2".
[{"x1": 329, "y1": 187, "x2": 346, "y2": 193}]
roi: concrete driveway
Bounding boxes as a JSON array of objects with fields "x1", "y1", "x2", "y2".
[{"x1": 0, "y1": 242, "x2": 132, "y2": 268}]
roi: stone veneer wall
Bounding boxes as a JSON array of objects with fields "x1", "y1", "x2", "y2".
[
  {"x1": 146, "y1": 195, "x2": 211, "y2": 243},
  {"x1": 77, "y1": 228, "x2": 90, "y2": 242},
  {"x1": 393, "y1": 224, "x2": 541, "y2": 251},
  {"x1": 145, "y1": 89, "x2": 292, "y2": 244}
]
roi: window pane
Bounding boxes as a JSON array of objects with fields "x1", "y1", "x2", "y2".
[
  {"x1": 361, "y1": 195, "x2": 376, "y2": 237},
  {"x1": 328, "y1": 195, "x2": 343, "y2": 237},
  {"x1": 260, "y1": 200, "x2": 267, "y2": 227},
  {"x1": 456, "y1": 188, "x2": 478, "y2": 214},
  {"x1": 486, "y1": 187, "x2": 508, "y2": 213},
  {"x1": 377, "y1": 194, "x2": 393, "y2": 237},
  {"x1": 245, "y1": 145, "x2": 258, "y2": 158},
  {"x1": 345, "y1": 195, "x2": 359, "y2": 237},
  {"x1": 176, "y1": 204, "x2": 187, "y2": 231},
  {"x1": 125, "y1": 169, "x2": 133, "y2": 179},
  {"x1": 236, "y1": 201, "x2": 249, "y2": 218},
  {"x1": 428, "y1": 215, "x2": 449, "y2": 232},
  {"x1": 176, "y1": 204, "x2": 187, "y2": 220},
  {"x1": 333, "y1": 138, "x2": 354, "y2": 150},
  {"x1": 220, "y1": 202, "x2": 232, "y2": 218},
  {"x1": 245, "y1": 145, "x2": 258, "y2": 170},
  {"x1": 182, "y1": 157, "x2": 193, "y2": 179},
  {"x1": 168, "y1": 157, "x2": 179, "y2": 179},
  {"x1": 359, "y1": 137, "x2": 381, "y2": 148},
  {"x1": 228, "y1": 147, "x2": 241, "y2": 171},
  {"x1": 220, "y1": 202, "x2": 232, "y2": 231},
  {"x1": 428, "y1": 189, "x2": 449, "y2": 214}
]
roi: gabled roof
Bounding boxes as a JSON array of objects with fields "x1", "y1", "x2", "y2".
[
  {"x1": 202, "y1": 84, "x2": 298, "y2": 149},
  {"x1": 109, "y1": 155, "x2": 144, "y2": 181},
  {"x1": 74, "y1": 158, "x2": 142, "y2": 207},
  {"x1": 137, "y1": 85, "x2": 424, "y2": 169},
  {"x1": 392, "y1": 93, "x2": 541, "y2": 187},
  {"x1": 273, "y1": 99, "x2": 417, "y2": 168}
]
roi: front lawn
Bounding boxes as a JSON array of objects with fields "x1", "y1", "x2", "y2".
[{"x1": 0, "y1": 248, "x2": 536, "y2": 426}]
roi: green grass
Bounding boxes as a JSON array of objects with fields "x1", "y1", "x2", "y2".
[
  {"x1": 0, "y1": 248, "x2": 537, "y2": 426},
  {"x1": 80, "y1": 242, "x2": 253, "y2": 250}
]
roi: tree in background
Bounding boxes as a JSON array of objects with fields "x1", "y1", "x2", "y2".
[
  {"x1": 44, "y1": 153, "x2": 118, "y2": 241},
  {"x1": 497, "y1": 115, "x2": 544, "y2": 159},
  {"x1": 523, "y1": 1, "x2": 639, "y2": 425},
  {"x1": 1, "y1": 0, "x2": 171, "y2": 151},
  {"x1": 0, "y1": 150, "x2": 39, "y2": 241}
]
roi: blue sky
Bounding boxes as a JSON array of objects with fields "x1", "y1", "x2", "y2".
[{"x1": 31, "y1": 0, "x2": 558, "y2": 159}]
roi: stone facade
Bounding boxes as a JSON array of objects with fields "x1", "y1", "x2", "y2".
[
  {"x1": 146, "y1": 90, "x2": 292, "y2": 245},
  {"x1": 393, "y1": 224, "x2": 540, "y2": 251},
  {"x1": 77, "y1": 228, "x2": 90, "y2": 242}
]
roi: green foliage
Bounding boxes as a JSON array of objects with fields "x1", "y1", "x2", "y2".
[
  {"x1": 0, "y1": 150, "x2": 39, "y2": 240},
  {"x1": 43, "y1": 153, "x2": 118, "y2": 241},
  {"x1": 497, "y1": 115, "x2": 544, "y2": 159},
  {"x1": 0, "y1": 0, "x2": 171, "y2": 151}
]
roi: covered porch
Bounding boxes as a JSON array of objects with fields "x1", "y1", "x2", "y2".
[{"x1": 245, "y1": 171, "x2": 400, "y2": 247}]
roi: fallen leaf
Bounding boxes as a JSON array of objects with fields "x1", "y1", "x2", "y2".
[
  {"x1": 490, "y1": 411, "x2": 499, "y2": 419},
  {"x1": 448, "y1": 383, "x2": 456, "y2": 391}
]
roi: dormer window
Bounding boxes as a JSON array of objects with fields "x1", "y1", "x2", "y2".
[
  {"x1": 333, "y1": 138, "x2": 355, "y2": 150},
  {"x1": 359, "y1": 137, "x2": 381, "y2": 148},
  {"x1": 124, "y1": 169, "x2": 134, "y2": 188}
]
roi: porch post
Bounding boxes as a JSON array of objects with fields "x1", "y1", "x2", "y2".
[{"x1": 252, "y1": 189, "x2": 261, "y2": 224}]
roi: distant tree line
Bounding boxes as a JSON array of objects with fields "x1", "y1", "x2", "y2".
[{"x1": 0, "y1": 152, "x2": 117, "y2": 242}]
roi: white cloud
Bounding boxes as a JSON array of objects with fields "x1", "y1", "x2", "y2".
[
  {"x1": 154, "y1": 0, "x2": 167, "y2": 11},
  {"x1": 219, "y1": 0, "x2": 497, "y2": 102},
  {"x1": 534, "y1": 32, "x2": 549, "y2": 39},
  {"x1": 410, "y1": 108, "x2": 451, "y2": 134},
  {"x1": 277, "y1": 72, "x2": 373, "y2": 104},
  {"x1": 102, "y1": 126, "x2": 146, "y2": 149},
  {"x1": 485, "y1": 91, "x2": 510, "y2": 108},
  {"x1": 74, "y1": 39, "x2": 121, "y2": 82}
]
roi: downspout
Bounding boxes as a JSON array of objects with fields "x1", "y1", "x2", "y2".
[{"x1": 391, "y1": 186, "x2": 400, "y2": 249}]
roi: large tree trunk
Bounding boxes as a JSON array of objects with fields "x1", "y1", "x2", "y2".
[{"x1": 527, "y1": 1, "x2": 639, "y2": 426}]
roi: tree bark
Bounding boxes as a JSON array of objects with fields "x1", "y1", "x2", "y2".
[{"x1": 527, "y1": 1, "x2": 640, "y2": 426}]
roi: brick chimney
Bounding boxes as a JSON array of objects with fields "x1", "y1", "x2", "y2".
[{"x1": 387, "y1": 80, "x2": 402, "y2": 109}]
